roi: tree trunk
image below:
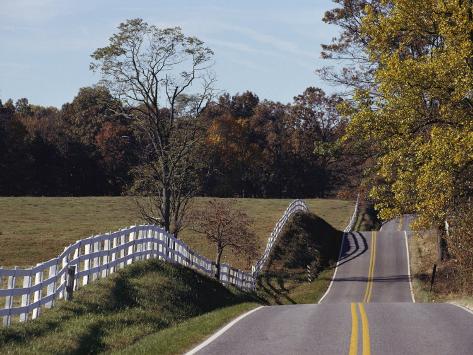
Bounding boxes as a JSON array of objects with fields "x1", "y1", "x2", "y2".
[
  {"x1": 162, "y1": 185, "x2": 171, "y2": 232},
  {"x1": 215, "y1": 247, "x2": 223, "y2": 280}
]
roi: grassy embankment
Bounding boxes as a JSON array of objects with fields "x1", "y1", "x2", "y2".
[
  {"x1": 408, "y1": 230, "x2": 473, "y2": 310},
  {"x1": 257, "y1": 212, "x2": 344, "y2": 305},
  {"x1": 353, "y1": 201, "x2": 382, "y2": 231},
  {"x1": 0, "y1": 259, "x2": 259, "y2": 354}
]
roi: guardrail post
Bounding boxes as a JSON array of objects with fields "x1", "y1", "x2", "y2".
[{"x1": 65, "y1": 265, "x2": 76, "y2": 301}]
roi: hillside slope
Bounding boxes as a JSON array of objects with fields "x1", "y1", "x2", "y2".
[
  {"x1": 0, "y1": 260, "x2": 256, "y2": 354},
  {"x1": 258, "y1": 212, "x2": 343, "y2": 304}
]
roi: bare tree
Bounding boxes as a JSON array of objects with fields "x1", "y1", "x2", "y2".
[
  {"x1": 90, "y1": 19, "x2": 215, "y2": 235},
  {"x1": 190, "y1": 199, "x2": 258, "y2": 279}
]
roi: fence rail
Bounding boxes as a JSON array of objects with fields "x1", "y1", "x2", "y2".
[
  {"x1": 252, "y1": 199, "x2": 309, "y2": 277},
  {"x1": 344, "y1": 194, "x2": 360, "y2": 233},
  {"x1": 0, "y1": 225, "x2": 254, "y2": 327}
]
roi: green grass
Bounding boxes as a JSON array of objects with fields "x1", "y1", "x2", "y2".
[
  {"x1": 257, "y1": 268, "x2": 333, "y2": 305},
  {"x1": 0, "y1": 259, "x2": 255, "y2": 354},
  {"x1": 116, "y1": 302, "x2": 259, "y2": 355},
  {"x1": 0, "y1": 197, "x2": 354, "y2": 268}
]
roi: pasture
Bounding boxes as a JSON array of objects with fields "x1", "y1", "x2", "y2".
[{"x1": 0, "y1": 197, "x2": 354, "y2": 269}]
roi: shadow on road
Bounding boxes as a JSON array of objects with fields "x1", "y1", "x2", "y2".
[
  {"x1": 336, "y1": 232, "x2": 369, "y2": 268},
  {"x1": 331, "y1": 274, "x2": 411, "y2": 283}
]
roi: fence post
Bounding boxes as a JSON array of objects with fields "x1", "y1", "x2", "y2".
[
  {"x1": 120, "y1": 231, "x2": 126, "y2": 269},
  {"x1": 3, "y1": 267, "x2": 17, "y2": 326},
  {"x1": 45, "y1": 262, "x2": 57, "y2": 309},
  {"x1": 19, "y1": 270, "x2": 32, "y2": 322},
  {"x1": 83, "y1": 242, "x2": 91, "y2": 286},
  {"x1": 65, "y1": 266, "x2": 76, "y2": 301},
  {"x1": 430, "y1": 263, "x2": 437, "y2": 292},
  {"x1": 127, "y1": 227, "x2": 136, "y2": 265},
  {"x1": 32, "y1": 265, "x2": 44, "y2": 319},
  {"x1": 110, "y1": 234, "x2": 118, "y2": 274},
  {"x1": 92, "y1": 240, "x2": 100, "y2": 281},
  {"x1": 102, "y1": 235, "x2": 111, "y2": 278}
]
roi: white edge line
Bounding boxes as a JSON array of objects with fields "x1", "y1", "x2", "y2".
[
  {"x1": 450, "y1": 303, "x2": 473, "y2": 317},
  {"x1": 318, "y1": 232, "x2": 346, "y2": 303},
  {"x1": 404, "y1": 231, "x2": 416, "y2": 303},
  {"x1": 184, "y1": 306, "x2": 264, "y2": 355}
]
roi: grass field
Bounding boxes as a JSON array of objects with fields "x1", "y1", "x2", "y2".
[{"x1": 0, "y1": 197, "x2": 355, "y2": 268}]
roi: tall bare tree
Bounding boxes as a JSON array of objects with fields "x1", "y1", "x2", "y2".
[{"x1": 91, "y1": 19, "x2": 215, "y2": 235}]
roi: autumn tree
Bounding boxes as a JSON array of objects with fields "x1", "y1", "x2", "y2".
[
  {"x1": 91, "y1": 19, "x2": 215, "y2": 235},
  {"x1": 190, "y1": 199, "x2": 258, "y2": 279},
  {"x1": 338, "y1": 1, "x2": 473, "y2": 263}
]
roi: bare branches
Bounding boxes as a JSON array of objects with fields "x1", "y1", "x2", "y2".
[
  {"x1": 91, "y1": 19, "x2": 215, "y2": 234},
  {"x1": 189, "y1": 199, "x2": 258, "y2": 277}
]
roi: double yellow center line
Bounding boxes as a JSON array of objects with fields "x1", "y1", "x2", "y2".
[
  {"x1": 363, "y1": 231, "x2": 377, "y2": 303},
  {"x1": 349, "y1": 303, "x2": 371, "y2": 355},
  {"x1": 349, "y1": 231, "x2": 377, "y2": 354}
]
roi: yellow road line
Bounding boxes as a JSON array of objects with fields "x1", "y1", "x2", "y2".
[
  {"x1": 358, "y1": 303, "x2": 371, "y2": 355},
  {"x1": 366, "y1": 232, "x2": 377, "y2": 302},
  {"x1": 349, "y1": 303, "x2": 359, "y2": 355},
  {"x1": 363, "y1": 232, "x2": 377, "y2": 303},
  {"x1": 398, "y1": 216, "x2": 403, "y2": 231}
]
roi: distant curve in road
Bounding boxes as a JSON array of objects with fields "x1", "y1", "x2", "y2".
[{"x1": 189, "y1": 216, "x2": 473, "y2": 355}]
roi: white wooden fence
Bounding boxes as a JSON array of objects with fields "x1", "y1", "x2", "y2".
[
  {"x1": 0, "y1": 197, "x2": 359, "y2": 327},
  {"x1": 251, "y1": 196, "x2": 360, "y2": 277},
  {"x1": 344, "y1": 194, "x2": 360, "y2": 233},
  {"x1": 252, "y1": 199, "x2": 309, "y2": 277},
  {"x1": 0, "y1": 224, "x2": 254, "y2": 327}
]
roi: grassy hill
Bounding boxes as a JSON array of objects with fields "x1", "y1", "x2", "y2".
[
  {"x1": 257, "y1": 212, "x2": 343, "y2": 305},
  {"x1": 0, "y1": 259, "x2": 259, "y2": 354},
  {"x1": 0, "y1": 197, "x2": 354, "y2": 268}
]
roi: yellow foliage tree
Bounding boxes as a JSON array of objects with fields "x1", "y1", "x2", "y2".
[{"x1": 343, "y1": 0, "x2": 473, "y2": 233}]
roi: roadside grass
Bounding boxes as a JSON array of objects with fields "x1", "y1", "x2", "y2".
[
  {"x1": 116, "y1": 302, "x2": 259, "y2": 355},
  {"x1": 0, "y1": 197, "x2": 354, "y2": 268},
  {"x1": 257, "y1": 269, "x2": 333, "y2": 305},
  {"x1": 0, "y1": 259, "x2": 255, "y2": 354},
  {"x1": 257, "y1": 211, "x2": 343, "y2": 305},
  {"x1": 408, "y1": 230, "x2": 473, "y2": 309}
]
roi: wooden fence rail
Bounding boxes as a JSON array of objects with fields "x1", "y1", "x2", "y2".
[
  {"x1": 0, "y1": 224, "x2": 254, "y2": 327},
  {"x1": 252, "y1": 199, "x2": 309, "y2": 277}
]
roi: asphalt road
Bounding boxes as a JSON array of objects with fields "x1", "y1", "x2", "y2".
[{"x1": 191, "y1": 216, "x2": 473, "y2": 355}]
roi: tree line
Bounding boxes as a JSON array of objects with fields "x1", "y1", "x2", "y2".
[{"x1": 0, "y1": 87, "x2": 359, "y2": 198}]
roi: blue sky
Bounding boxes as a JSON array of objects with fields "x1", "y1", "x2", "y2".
[{"x1": 0, "y1": 0, "x2": 340, "y2": 108}]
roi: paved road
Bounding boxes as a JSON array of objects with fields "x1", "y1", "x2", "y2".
[{"x1": 191, "y1": 216, "x2": 473, "y2": 355}]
